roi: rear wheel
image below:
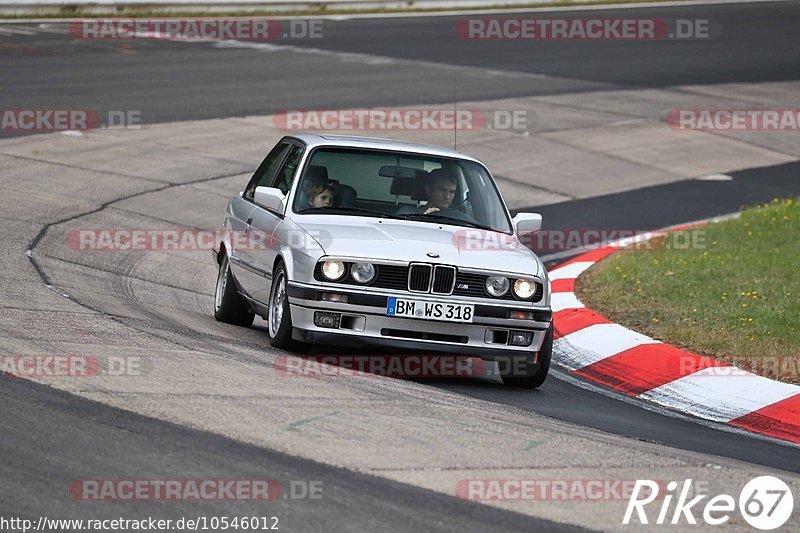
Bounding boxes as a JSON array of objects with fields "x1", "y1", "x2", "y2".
[
  {"x1": 500, "y1": 323, "x2": 553, "y2": 388},
  {"x1": 267, "y1": 263, "x2": 308, "y2": 352},
  {"x1": 214, "y1": 254, "x2": 255, "y2": 327}
]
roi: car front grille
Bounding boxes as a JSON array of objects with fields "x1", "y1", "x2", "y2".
[
  {"x1": 370, "y1": 264, "x2": 409, "y2": 290},
  {"x1": 452, "y1": 272, "x2": 489, "y2": 298},
  {"x1": 407, "y1": 263, "x2": 456, "y2": 295},
  {"x1": 432, "y1": 265, "x2": 456, "y2": 294},
  {"x1": 408, "y1": 263, "x2": 433, "y2": 292}
]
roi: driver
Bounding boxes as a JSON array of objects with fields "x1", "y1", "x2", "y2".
[{"x1": 421, "y1": 168, "x2": 457, "y2": 214}]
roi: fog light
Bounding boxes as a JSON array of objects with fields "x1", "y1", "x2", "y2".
[
  {"x1": 509, "y1": 330, "x2": 533, "y2": 346},
  {"x1": 321, "y1": 293, "x2": 348, "y2": 303},
  {"x1": 314, "y1": 312, "x2": 341, "y2": 329},
  {"x1": 509, "y1": 311, "x2": 534, "y2": 320}
]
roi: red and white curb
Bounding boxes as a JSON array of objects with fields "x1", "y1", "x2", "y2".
[{"x1": 549, "y1": 236, "x2": 800, "y2": 445}]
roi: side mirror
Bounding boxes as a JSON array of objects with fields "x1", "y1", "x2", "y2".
[
  {"x1": 254, "y1": 186, "x2": 285, "y2": 213},
  {"x1": 513, "y1": 212, "x2": 542, "y2": 234}
]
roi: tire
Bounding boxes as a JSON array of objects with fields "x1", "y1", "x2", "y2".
[
  {"x1": 266, "y1": 262, "x2": 308, "y2": 352},
  {"x1": 214, "y1": 254, "x2": 255, "y2": 327},
  {"x1": 500, "y1": 323, "x2": 553, "y2": 388}
]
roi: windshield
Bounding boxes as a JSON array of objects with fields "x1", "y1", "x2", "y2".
[{"x1": 291, "y1": 147, "x2": 512, "y2": 233}]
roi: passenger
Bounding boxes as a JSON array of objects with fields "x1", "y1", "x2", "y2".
[{"x1": 305, "y1": 182, "x2": 336, "y2": 209}]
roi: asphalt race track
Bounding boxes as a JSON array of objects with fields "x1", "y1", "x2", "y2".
[
  {"x1": 2, "y1": 1, "x2": 800, "y2": 531},
  {"x1": 0, "y1": 375, "x2": 580, "y2": 532},
  {"x1": 2, "y1": 2, "x2": 800, "y2": 129}
]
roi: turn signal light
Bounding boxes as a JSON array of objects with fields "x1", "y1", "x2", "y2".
[{"x1": 321, "y1": 293, "x2": 348, "y2": 303}]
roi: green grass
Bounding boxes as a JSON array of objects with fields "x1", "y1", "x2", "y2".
[
  {"x1": 575, "y1": 198, "x2": 800, "y2": 384},
  {"x1": 0, "y1": 0, "x2": 706, "y2": 19}
]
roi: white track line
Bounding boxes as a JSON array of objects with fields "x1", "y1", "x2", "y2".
[
  {"x1": 640, "y1": 368, "x2": 800, "y2": 423},
  {"x1": 555, "y1": 323, "x2": 660, "y2": 370}
]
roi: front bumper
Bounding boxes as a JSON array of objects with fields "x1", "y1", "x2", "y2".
[{"x1": 287, "y1": 281, "x2": 552, "y2": 360}]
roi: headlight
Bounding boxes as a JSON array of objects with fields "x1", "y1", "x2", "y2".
[
  {"x1": 350, "y1": 262, "x2": 376, "y2": 284},
  {"x1": 513, "y1": 278, "x2": 538, "y2": 299},
  {"x1": 484, "y1": 276, "x2": 509, "y2": 297},
  {"x1": 321, "y1": 260, "x2": 346, "y2": 281}
]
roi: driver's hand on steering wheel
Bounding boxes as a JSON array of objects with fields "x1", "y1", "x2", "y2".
[{"x1": 423, "y1": 207, "x2": 440, "y2": 215}]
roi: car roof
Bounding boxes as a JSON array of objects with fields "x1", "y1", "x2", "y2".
[{"x1": 286, "y1": 134, "x2": 485, "y2": 164}]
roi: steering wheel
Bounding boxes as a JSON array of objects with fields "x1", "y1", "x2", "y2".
[{"x1": 449, "y1": 196, "x2": 468, "y2": 210}]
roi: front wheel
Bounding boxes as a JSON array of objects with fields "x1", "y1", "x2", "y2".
[
  {"x1": 500, "y1": 323, "x2": 553, "y2": 388},
  {"x1": 267, "y1": 263, "x2": 307, "y2": 352},
  {"x1": 214, "y1": 254, "x2": 255, "y2": 327}
]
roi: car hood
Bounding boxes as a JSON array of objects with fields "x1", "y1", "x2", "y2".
[{"x1": 294, "y1": 215, "x2": 540, "y2": 277}]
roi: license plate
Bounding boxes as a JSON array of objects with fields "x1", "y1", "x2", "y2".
[{"x1": 387, "y1": 297, "x2": 474, "y2": 323}]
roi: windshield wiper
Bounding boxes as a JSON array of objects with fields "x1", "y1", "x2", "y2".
[
  {"x1": 400, "y1": 212, "x2": 498, "y2": 232},
  {"x1": 300, "y1": 206, "x2": 405, "y2": 219}
]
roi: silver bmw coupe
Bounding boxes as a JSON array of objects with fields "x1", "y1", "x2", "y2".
[{"x1": 213, "y1": 134, "x2": 553, "y2": 387}]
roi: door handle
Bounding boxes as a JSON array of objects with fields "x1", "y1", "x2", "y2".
[{"x1": 244, "y1": 217, "x2": 253, "y2": 234}]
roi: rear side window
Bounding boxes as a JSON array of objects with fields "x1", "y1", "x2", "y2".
[
  {"x1": 271, "y1": 144, "x2": 304, "y2": 195},
  {"x1": 244, "y1": 142, "x2": 292, "y2": 200}
]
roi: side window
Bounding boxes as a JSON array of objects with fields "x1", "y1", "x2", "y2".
[
  {"x1": 271, "y1": 144, "x2": 304, "y2": 195},
  {"x1": 244, "y1": 142, "x2": 291, "y2": 200}
]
